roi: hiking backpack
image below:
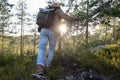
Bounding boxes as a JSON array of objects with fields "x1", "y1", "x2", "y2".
[{"x1": 36, "y1": 7, "x2": 56, "y2": 32}]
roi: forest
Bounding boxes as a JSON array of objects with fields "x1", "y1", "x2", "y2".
[{"x1": 0, "y1": 0, "x2": 120, "y2": 80}]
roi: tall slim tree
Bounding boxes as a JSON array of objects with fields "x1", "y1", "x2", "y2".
[
  {"x1": 0, "y1": 0, "x2": 11, "y2": 54},
  {"x1": 16, "y1": 0, "x2": 27, "y2": 55},
  {"x1": 86, "y1": 0, "x2": 89, "y2": 45},
  {"x1": 29, "y1": 14, "x2": 37, "y2": 54}
]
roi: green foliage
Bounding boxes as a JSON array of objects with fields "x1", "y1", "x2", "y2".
[
  {"x1": 0, "y1": 35, "x2": 39, "y2": 54},
  {"x1": 47, "y1": 67, "x2": 63, "y2": 80},
  {"x1": 1, "y1": 43, "x2": 120, "y2": 80},
  {"x1": 105, "y1": 8, "x2": 120, "y2": 17},
  {"x1": 106, "y1": 44, "x2": 119, "y2": 53},
  {"x1": 0, "y1": 54, "x2": 36, "y2": 80},
  {"x1": 78, "y1": 49, "x2": 120, "y2": 79},
  {"x1": 117, "y1": 40, "x2": 120, "y2": 46},
  {"x1": 0, "y1": 54, "x2": 15, "y2": 67},
  {"x1": 93, "y1": 44, "x2": 120, "y2": 79},
  {"x1": 76, "y1": 11, "x2": 86, "y2": 21},
  {"x1": 89, "y1": 39, "x2": 110, "y2": 47}
]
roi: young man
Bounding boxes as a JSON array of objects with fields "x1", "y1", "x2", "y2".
[{"x1": 32, "y1": 3, "x2": 75, "y2": 79}]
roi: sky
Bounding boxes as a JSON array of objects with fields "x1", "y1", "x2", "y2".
[
  {"x1": 7, "y1": 0, "x2": 70, "y2": 36},
  {"x1": 6, "y1": 0, "x2": 80, "y2": 36},
  {"x1": 7, "y1": 0, "x2": 86, "y2": 36},
  {"x1": 8, "y1": 0, "x2": 47, "y2": 14},
  {"x1": 7, "y1": 0, "x2": 48, "y2": 36}
]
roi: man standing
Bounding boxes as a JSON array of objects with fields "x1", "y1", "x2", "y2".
[{"x1": 32, "y1": 2, "x2": 75, "y2": 79}]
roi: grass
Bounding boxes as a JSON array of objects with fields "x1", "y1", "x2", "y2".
[{"x1": 0, "y1": 47, "x2": 120, "y2": 80}]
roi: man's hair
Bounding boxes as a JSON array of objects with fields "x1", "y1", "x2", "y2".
[{"x1": 50, "y1": 3, "x2": 60, "y2": 8}]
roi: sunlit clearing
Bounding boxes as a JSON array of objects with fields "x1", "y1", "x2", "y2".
[{"x1": 59, "y1": 24, "x2": 67, "y2": 33}]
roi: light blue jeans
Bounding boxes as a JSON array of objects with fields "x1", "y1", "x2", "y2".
[{"x1": 36, "y1": 28, "x2": 56, "y2": 67}]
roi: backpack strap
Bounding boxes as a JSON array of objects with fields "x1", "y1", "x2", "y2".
[{"x1": 48, "y1": 6, "x2": 60, "y2": 11}]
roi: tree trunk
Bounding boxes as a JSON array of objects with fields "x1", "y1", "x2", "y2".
[
  {"x1": 105, "y1": 25, "x2": 108, "y2": 40},
  {"x1": 86, "y1": 0, "x2": 89, "y2": 45},
  {"x1": 34, "y1": 25, "x2": 36, "y2": 54},
  {"x1": 20, "y1": 16, "x2": 23, "y2": 55},
  {"x1": 58, "y1": 38, "x2": 62, "y2": 52},
  {"x1": 1, "y1": 26, "x2": 4, "y2": 54}
]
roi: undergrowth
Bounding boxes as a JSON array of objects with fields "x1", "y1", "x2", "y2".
[{"x1": 0, "y1": 43, "x2": 120, "y2": 80}]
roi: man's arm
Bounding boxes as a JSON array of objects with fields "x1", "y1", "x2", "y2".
[{"x1": 57, "y1": 9, "x2": 74, "y2": 21}]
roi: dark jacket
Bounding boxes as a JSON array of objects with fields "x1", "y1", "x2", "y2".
[{"x1": 49, "y1": 7, "x2": 74, "y2": 33}]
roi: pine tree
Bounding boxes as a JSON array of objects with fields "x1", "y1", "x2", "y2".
[
  {"x1": 16, "y1": 0, "x2": 27, "y2": 55},
  {"x1": 0, "y1": 0, "x2": 12, "y2": 54}
]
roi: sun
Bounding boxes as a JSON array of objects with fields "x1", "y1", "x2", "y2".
[{"x1": 59, "y1": 24, "x2": 67, "y2": 34}]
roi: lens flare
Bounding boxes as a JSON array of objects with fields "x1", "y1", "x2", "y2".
[{"x1": 59, "y1": 24, "x2": 67, "y2": 33}]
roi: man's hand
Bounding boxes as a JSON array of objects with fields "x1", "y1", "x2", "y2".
[{"x1": 38, "y1": 25, "x2": 42, "y2": 32}]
